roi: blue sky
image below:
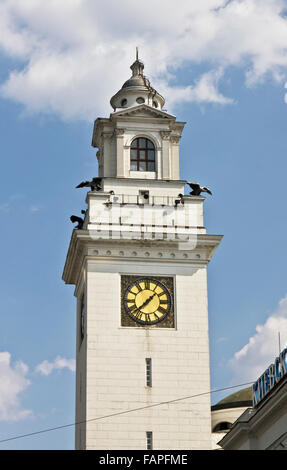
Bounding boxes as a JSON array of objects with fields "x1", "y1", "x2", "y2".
[{"x1": 1, "y1": 0, "x2": 287, "y2": 449}]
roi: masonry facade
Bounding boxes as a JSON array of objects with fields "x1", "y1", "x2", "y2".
[{"x1": 62, "y1": 53, "x2": 222, "y2": 450}]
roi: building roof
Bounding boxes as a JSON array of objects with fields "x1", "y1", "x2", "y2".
[
  {"x1": 211, "y1": 387, "x2": 253, "y2": 411},
  {"x1": 219, "y1": 376, "x2": 287, "y2": 449},
  {"x1": 110, "y1": 50, "x2": 165, "y2": 111}
]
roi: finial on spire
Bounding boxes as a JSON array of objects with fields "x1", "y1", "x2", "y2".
[{"x1": 130, "y1": 49, "x2": 144, "y2": 77}]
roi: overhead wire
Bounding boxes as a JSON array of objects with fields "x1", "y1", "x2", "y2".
[{"x1": 0, "y1": 380, "x2": 255, "y2": 445}]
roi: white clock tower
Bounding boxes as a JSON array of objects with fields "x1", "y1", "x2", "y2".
[{"x1": 63, "y1": 52, "x2": 222, "y2": 450}]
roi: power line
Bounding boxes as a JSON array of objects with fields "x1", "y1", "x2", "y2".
[{"x1": 0, "y1": 380, "x2": 254, "y2": 445}]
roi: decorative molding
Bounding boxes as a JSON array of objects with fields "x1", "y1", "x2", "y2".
[
  {"x1": 102, "y1": 131, "x2": 114, "y2": 140},
  {"x1": 170, "y1": 135, "x2": 181, "y2": 144},
  {"x1": 114, "y1": 105, "x2": 174, "y2": 120},
  {"x1": 160, "y1": 131, "x2": 171, "y2": 140},
  {"x1": 115, "y1": 128, "x2": 125, "y2": 136}
]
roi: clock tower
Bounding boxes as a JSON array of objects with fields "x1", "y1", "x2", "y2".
[{"x1": 63, "y1": 52, "x2": 222, "y2": 450}]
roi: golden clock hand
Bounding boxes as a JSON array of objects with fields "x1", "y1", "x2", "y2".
[{"x1": 138, "y1": 293, "x2": 156, "y2": 310}]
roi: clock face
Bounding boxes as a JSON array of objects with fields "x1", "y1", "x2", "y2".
[{"x1": 123, "y1": 278, "x2": 171, "y2": 325}]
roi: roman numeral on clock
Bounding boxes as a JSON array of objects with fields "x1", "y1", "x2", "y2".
[
  {"x1": 144, "y1": 280, "x2": 150, "y2": 290},
  {"x1": 129, "y1": 303, "x2": 141, "y2": 317},
  {"x1": 133, "y1": 310, "x2": 143, "y2": 319},
  {"x1": 144, "y1": 313, "x2": 151, "y2": 322}
]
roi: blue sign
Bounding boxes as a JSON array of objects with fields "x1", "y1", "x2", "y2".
[{"x1": 253, "y1": 348, "x2": 287, "y2": 406}]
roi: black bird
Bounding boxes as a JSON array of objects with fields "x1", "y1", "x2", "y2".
[
  {"x1": 76, "y1": 177, "x2": 102, "y2": 191},
  {"x1": 70, "y1": 215, "x2": 84, "y2": 229},
  {"x1": 178, "y1": 194, "x2": 185, "y2": 204},
  {"x1": 186, "y1": 181, "x2": 212, "y2": 196}
]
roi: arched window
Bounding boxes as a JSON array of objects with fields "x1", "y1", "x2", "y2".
[
  {"x1": 213, "y1": 422, "x2": 232, "y2": 433},
  {"x1": 130, "y1": 138, "x2": 155, "y2": 171}
]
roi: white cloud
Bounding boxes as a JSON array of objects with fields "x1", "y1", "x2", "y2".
[
  {"x1": 1, "y1": 0, "x2": 287, "y2": 120},
  {"x1": 0, "y1": 194, "x2": 25, "y2": 213},
  {"x1": 0, "y1": 202, "x2": 10, "y2": 213},
  {"x1": 35, "y1": 356, "x2": 76, "y2": 376},
  {"x1": 229, "y1": 294, "x2": 287, "y2": 383},
  {"x1": 0, "y1": 352, "x2": 32, "y2": 422},
  {"x1": 0, "y1": 195, "x2": 43, "y2": 214},
  {"x1": 216, "y1": 336, "x2": 228, "y2": 343},
  {"x1": 156, "y1": 68, "x2": 234, "y2": 109},
  {"x1": 29, "y1": 204, "x2": 41, "y2": 213}
]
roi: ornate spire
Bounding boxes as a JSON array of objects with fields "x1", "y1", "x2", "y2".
[
  {"x1": 130, "y1": 47, "x2": 144, "y2": 78},
  {"x1": 110, "y1": 51, "x2": 165, "y2": 110}
]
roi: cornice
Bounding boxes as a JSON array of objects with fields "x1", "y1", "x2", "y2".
[
  {"x1": 111, "y1": 104, "x2": 176, "y2": 120},
  {"x1": 110, "y1": 86, "x2": 165, "y2": 104},
  {"x1": 91, "y1": 108, "x2": 182, "y2": 147},
  {"x1": 62, "y1": 231, "x2": 222, "y2": 285},
  {"x1": 90, "y1": 176, "x2": 189, "y2": 186},
  {"x1": 91, "y1": 118, "x2": 114, "y2": 148}
]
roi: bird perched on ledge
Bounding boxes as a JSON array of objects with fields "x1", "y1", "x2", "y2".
[
  {"x1": 175, "y1": 194, "x2": 184, "y2": 207},
  {"x1": 76, "y1": 177, "x2": 102, "y2": 191},
  {"x1": 70, "y1": 215, "x2": 84, "y2": 229},
  {"x1": 186, "y1": 181, "x2": 212, "y2": 196}
]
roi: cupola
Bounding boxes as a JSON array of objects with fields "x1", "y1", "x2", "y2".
[{"x1": 110, "y1": 49, "x2": 165, "y2": 112}]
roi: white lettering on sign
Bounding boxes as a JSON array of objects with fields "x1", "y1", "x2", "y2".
[{"x1": 252, "y1": 348, "x2": 287, "y2": 406}]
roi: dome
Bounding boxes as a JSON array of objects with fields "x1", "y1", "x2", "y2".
[
  {"x1": 212, "y1": 387, "x2": 253, "y2": 411},
  {"x1": 122, "y1": 75, "x2": 146, "y2": 88},
  {"x1": 122, "y1": 75, "x2": 147, "y2": 89},
  {"x1": 121, "y1": 58, "x2": 149, "y2": 89},
  {"x1": 110, "y1": 50, "x2": 165, "y2": 111},
  {"x1": 211, "y1": 387, "x2": 253, "y2": 449}
]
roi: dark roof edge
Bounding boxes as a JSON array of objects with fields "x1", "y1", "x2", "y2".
[{"x1": 211, "y1": 400, "x2": 253, "y2": 411}]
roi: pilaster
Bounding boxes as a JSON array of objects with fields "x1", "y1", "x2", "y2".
[
  {"x1": 115, "y1": 128, "x2": 125, "y2": 178},
  {"x1": 170, "y1": 135, "x2": 181, "y2": 180},
  {"x1": 160, "y1": 131, "x2": 171, "y2": 179}
]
